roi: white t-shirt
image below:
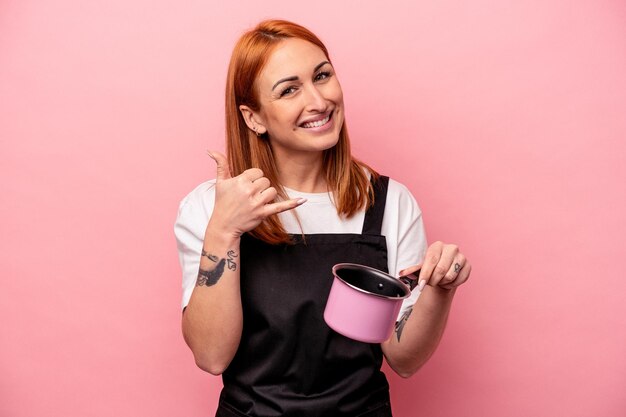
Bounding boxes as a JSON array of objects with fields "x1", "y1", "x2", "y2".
[{"x1": 174, "y1": 178, "x2": 428, "y2": 320}]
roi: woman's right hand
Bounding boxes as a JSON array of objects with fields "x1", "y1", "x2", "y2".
[{"x1": 206, "y1": 151, "x2": 305, "y2": 239}]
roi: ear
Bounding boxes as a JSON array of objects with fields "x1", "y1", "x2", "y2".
[{"x1": 239, "y1": 105, "x2": 268, "y2": 136}]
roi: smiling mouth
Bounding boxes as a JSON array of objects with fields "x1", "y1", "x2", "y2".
[{"x1": 301, "y1": 111, "x2": 333, "y2": 128}]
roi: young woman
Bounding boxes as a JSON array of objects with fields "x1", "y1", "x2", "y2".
[{"x1": 175, "y1": 19, "x2": 471, "y2": 417}]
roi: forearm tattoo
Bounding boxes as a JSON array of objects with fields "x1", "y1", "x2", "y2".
[
  {"x1": 196, "y1": 249, "x2": 239, "y2": 287},
  {"x1": 226, "y1": 250, "x2": 238, "y2": 271},
  {"x1": 395, "y1": 307, "x2": 413, "y2": 342},
  {"x1": 201, "y1": 249, "x2": 219, "y2": 262},
  {"x1": 197, "y1": 259, "x2": 226, "y2": 287}
]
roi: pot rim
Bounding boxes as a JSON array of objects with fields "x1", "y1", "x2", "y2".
[{"x1": 331, "y1": 263, "x2": 411, "y2": 300}]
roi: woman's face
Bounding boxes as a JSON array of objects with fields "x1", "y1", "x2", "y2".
[{"x1": 242, "y1": 38, "x2": 345, "y2": 160}]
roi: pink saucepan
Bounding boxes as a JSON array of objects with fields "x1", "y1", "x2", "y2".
[{"x1": 324, "y1": 263, "x2": 421, "y2": 343}]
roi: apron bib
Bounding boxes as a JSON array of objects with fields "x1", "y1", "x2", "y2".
[{"x1": 217, "y1": 177, "x2": 393, "y2": 417}]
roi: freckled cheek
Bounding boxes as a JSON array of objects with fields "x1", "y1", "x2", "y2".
[
  {"x1": 333, "y1": 89, "x2": 344, "y2": 114},
  {"x1": 332, "y1": 94, "x2": 344, "y2": 122},
  {"x1": 335, "y1": 93, "x2": 344, "y2": 110},
  {"x1": 331, "y1": 78, "x2": 344, "y2": 102},
  {"x1": 267, "y1": 109, "x2": 298, "y2": 133}
]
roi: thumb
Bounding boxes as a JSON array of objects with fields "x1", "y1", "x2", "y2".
[
  {"x1": 398, "y1": 264, "x2": 421, "y2": 278},
  {"x1": 207, "y1": 151, "x2": 231, "y2": 181}
]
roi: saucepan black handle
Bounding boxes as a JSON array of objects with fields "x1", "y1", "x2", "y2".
[{"x1": 398, "y1": 269, "x2": 421, "y2": 291}]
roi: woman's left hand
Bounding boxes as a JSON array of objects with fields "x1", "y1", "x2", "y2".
[{"x1": 416, "y1": 241, "x2": 471, "y2": 291}]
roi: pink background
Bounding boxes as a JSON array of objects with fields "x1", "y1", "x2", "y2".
[{"x1": 2, "y1": 0, "x2": 625, "y2": 416}]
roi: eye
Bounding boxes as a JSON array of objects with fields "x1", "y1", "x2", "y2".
[
  {"x1": 280, "y1": 86, "x2": 298, "y2": 97},
  {"x1": 315, "y1": 71, "x2": 331, "y2": 82}
]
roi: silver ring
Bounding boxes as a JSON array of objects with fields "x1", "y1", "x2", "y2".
[{"x1": 454, "y1": 263, "x2": 461, "y2": 273}]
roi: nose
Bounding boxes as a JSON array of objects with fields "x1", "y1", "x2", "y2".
[{"x1": 303, "y1": 84, "x2": 328, "y2": 113}]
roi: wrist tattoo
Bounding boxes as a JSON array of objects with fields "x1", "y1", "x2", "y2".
[
  {"x1": 226, "y1": 250, "x2": 238, "y2": 271},
  {"x1": 201, "y1": 249, "x2": 219, "y2": 262},
  {"x1": 197, "y1": 259, "x2": 225, "y2": 287},
  {"x1": 196, "y1": 249, "x2": 239, "y2": 287},
  {"x1": 395, "y1": 307, "x2": 413, "y2": 342}
]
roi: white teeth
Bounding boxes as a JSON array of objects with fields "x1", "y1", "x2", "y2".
[{"x1": 302, "y1": 115, "x2": 330, "y2": 128}]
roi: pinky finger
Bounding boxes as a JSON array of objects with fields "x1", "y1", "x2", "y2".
[{"x1": 265, "y1": 198, "x2": 307, "y2": 216}]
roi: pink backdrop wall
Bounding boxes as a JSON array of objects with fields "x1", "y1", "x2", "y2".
[{"x1": 2, "y1": 1, "x2": 625, "y2": 416}]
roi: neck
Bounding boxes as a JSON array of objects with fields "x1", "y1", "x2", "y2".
[{"x1": 274, "y1": 150, "x2": 327, "y2": 193}]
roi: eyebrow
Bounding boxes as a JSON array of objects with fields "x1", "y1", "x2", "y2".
[{"x1": 271, "y1": 61, "x2": 331, "y2": 91}]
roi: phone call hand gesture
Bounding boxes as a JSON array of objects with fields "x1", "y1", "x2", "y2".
[{"x1": 206, "y1": 152, "x2": 306, "y2": 239}]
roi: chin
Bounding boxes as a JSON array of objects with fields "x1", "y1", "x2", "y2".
[{"x1": 317, "y1": 130, "x2": 342, "y2": 151}]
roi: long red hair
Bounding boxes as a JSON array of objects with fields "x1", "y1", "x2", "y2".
[{"x1": 225, "y1": 19, "x2": 378, "y2": 244}]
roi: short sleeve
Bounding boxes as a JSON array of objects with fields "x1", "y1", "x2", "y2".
[
  {"x1": 173, "y1": 180, "x2": 216, "y2": 309},
  {"x1": 382, "y1": 179, "x2": 428, "y2": 320}
]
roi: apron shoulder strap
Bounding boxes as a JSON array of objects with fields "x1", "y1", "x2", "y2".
[{"x1": 362, "y1": 175, "x2": 389, "y2": 235}]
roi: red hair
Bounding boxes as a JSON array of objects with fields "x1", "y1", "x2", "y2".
[{"x1": 225, "y1": 19, "x2": 378, "y2": 244}]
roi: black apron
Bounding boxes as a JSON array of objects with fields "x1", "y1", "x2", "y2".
[{"x1": 216, "y1": 177, "x2": 393, "y2": 417}]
